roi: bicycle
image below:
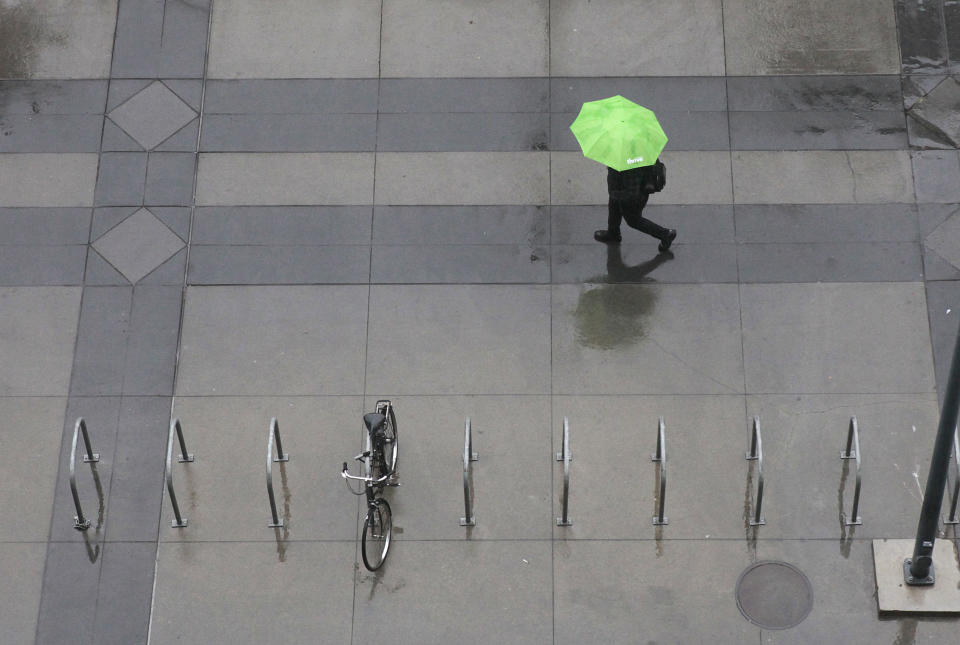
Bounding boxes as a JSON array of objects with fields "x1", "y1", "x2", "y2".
[{"x1": 341, "y1": 400, "x2": 398, "y2": 571}]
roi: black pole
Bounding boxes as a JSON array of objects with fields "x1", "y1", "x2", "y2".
[{"x1": 905, "y1": 319, "x2": 960, "y2": 585}]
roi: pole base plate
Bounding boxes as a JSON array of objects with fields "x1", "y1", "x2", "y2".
[{"x1": 873, "y1": 539, "x2": 960, "y2": 613}]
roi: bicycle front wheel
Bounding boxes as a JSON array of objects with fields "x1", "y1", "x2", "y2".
[{"x1": 361, "y1": 498, "x2": 392, "y2": 571}]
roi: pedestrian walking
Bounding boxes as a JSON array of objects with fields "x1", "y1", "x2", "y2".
[{"x1": 595, "y1": 160, "x2": 676, "y2": 251}]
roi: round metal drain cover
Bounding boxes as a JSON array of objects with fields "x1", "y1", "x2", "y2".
[{"x1": 736, "y1": 561, "x2": 813, "y2": 630}]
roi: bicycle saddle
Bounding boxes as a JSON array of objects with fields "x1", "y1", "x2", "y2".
[{"x1": 363, "y1": 413, "x2": 386, "y2": 435}]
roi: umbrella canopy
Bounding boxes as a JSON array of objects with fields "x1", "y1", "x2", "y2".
[{"x1": 569, "y1": 95, "x2": 668, "y2": 172}]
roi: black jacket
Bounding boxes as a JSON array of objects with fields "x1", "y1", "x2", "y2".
[{"x1": 607, "y1": 160, "x2": 663, "y2": 199}]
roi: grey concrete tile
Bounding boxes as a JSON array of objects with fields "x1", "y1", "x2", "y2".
[
  {"x1": 106, "y1": 79, "x2": 153, "y2": 112},
  {"x1": 0, "y1": 286, "x2": 81, "y2": 396},
  {"x1": 139, "y1": 248, "x2": 186, "y2": 285},
  {"x1": 91, "y1": 542, "x2": 156, "y2": 645},
  {"x1": 196, "y1": 153, "x2": 374, "y2": 206},
  {"x1": 85, "y1": 248, "x2": 131, "y2": 286},
  {"x1": 208, "y1": 0, "x2": 380, "y2": 78},
  {"x1": 549, "y1": 395, "x2": 747, "y2": 539},
  {"x1": 380, "y1": 78, "x2": 549, "y2": 113},
  {"x1": 91, "y1": 206, "x2": 139, "y2": 240},
  {"x1": 102, "y1": 118, "x2": 145, "y2": 151},
  {"x1": 144, "y1": 152, "x2": 196, "y2": 205},
  {"x1": 370, "y1": 244, "x2": 550, "y2": 283},
  {"x1": 366, "y1": 285, "x2": 551, "y2": 394},
  {"x1": 382, "y1": 0, "x2": 548, "y2": 77},
  {"x1": 747, "y1": 394, "x2": 941, "y2": 539},
  {"x1": 737, "y1": 242, "x2": 923, "y2": 283},
  {"x1": 373, "y1": 205, "x2": 548, "y2": 245},
  {"x1": 187, "y1": 245, "x2": 371, "y2": 285},
  {"x1": 200, "y1": 114, "x2": 377, "y2": 152},
  {"x1": 0, "y1": 397, "x2": 67, "y2": 541},
  {"x1": 35, "y1": 542, "x2": 103, "y2": 645},
  {"x1": 159, "y1": 396, "x2": 362, "y2": 541},
  {"x1": 552, "y1": 204, "x2": 735, "y2": 245},
  {"x1": 552, "y1": 243, "x2": 738, "y2": 284},
  {"x1": 110, "y1": 0, "x2": 163, "y2": 78},
  {"x1": 0, "y1": 543, "x2": 45, "y2": 645},
  {"x1": 906, "y1": 77, "x2": 960, "y2": 147},
  {"x1": 550, "y1": 0, "x2": 725, "y2": 76},
  {"x1": 732, "y1": 151, "x2": 914, "y2": 204},
  {"x1": 923, "y1": 281, "x2": 960, "y2": 402},
  {"x1": 902, "y1": 74, "x2": 949, "y2": 110},
  {"x1": 0, "y1": 80, "x2": 107, "y2": 114},
  {"x1": 155, "y1": 0, "x2": 210, "y2": 78},
  {"x1": 0, "y1": 0, "x2": 117, "y2": 79},
  {"x1": 150, "y1": 206, "x2": 191, "y2": 240},
  {"x1": 354, "y1": 541, "x2": 552, "y2": 645},
  {"x1": 92, "y1": 209, "x2": 185, "y2": 284},
  {"x1": 378, "y1": 112, "x2": 549, "y2": 152},
  {"x1": 552, "y1": 283, "x2": 745, "y2": 394},
  {"x1": 922, "y1": 205, "x2": 960, "y2": 277},
  {"x1": 102, "y1": 397, "x2": 171, "y2": 540},
  {"x1": 554, "y1": 541, "x2": 758, "y2": 645},
  {"x1": 151, "y1": 541, "x2": 355, "y2": 644},
  {"x1": 922, "y1": 204, "x2": 960, "y2": 279},
  {"x1": 735, "y1": 204, "x2": 919, "y2": 243},
  {"x1": 122, "y1": 287, "x2": 181, "y2": 395},
  {"x1": 550, "y1": 77, "x2": 728, "y2": 112},
  {"x1": 0, "y1": 207, "x2": 90, "y2": 244},
  {"x1": 70, "y1": 287, "x2": 132, "y2": 397},
  {"x1": 176, "y1": 286, "x2": 369, "y2": 395},
  {"x1": 108, "y1": 81, "x2": 197, "y2": 151},
  {"x1": 923, "y1": 245, "x2": 960, "y2": 281},
  {"x1": 729, "y1": 111, "x2": 907, "y2": 150},
  {"x1": 0, "y1": 114, "x2": 103, "y2": 152},
  {"x1": 0, "y1": 154, "x2": 98, "y2": 207},
  {"x1": 153, "y1": 119, "x2": 199, "y2": 152},
  {"x1": 907, "y1": 111, "x2": 958, "y2": 149},
  {"x1": 194, "y1": 206, "x2": 371, "y2": 245},
  {"x1": 111, "y1": 0, "x2": 209, "y2": 78},
  {"x1": 163, "y1": 79, "x2": 203, "y2": 112},
  {"x1": 0, "y1": 245, "x2": 86, "y2": 286},
  {"x1": 203, "y1": 79, "x2": 378, "y2": 114},
  {"x1": 552, "y1": 151, "x2": 732, "y2": 205},
  {"x1": 363, "y1": 395, "x2": 551, "y2": 540},
  {"x1": 552, "y1": 110, "x2": 730, "y2": 151},
  {"x1": 727, "y1": 76, "x2": 903, "y2": 111},
  {"x1": 896, "y1": 0, "x2": 950, "y2": 72},
  {"x1": 949, "y1": 0, "x2": 960, "y2": 66},
  {"x1": 375, "y1": 152, "x2": 549, "y2": 205},
  {"x1": 724, "y1": 0, "x2": 899, "y2": 74},
  {"x1": 94, "y1": 152, "x2": 148, "y2": 207},
  {"x1": 912, "y1": 150, "x2": 960, "y2": 203},
  {"x1": 741, "y1": 283, "x2": 935, "y2": 394}
]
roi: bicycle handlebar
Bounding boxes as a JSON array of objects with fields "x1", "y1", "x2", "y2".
[{"x1": 341, "y1": 462, "x2": 391, "y2": 486}]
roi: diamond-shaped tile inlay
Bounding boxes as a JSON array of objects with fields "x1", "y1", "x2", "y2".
[
  {"x1": 92, "y1": 209, "x2": 185, "y2": 283},
  {"x1": 925, "y1": 209, "x2": 960, "y2": 270},
  {"x1": 107, "y1": 81, "x2": 197, "y2": 150},
  {"x1": 908, "y1": 77, "x2": 960, "y2": 148}
]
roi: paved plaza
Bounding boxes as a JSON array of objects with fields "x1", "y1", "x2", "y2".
[{"x1": 3, "y1": 0, "x2": 960, "y2": 643}]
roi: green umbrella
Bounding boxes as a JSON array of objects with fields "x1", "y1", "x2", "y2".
[{"x1": 569, "y1": 95, "x2": 668, "y2": 172}]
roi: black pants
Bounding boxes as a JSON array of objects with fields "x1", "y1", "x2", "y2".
[{"x1": 608, "y1": 194, "x2": 669, "y2": 240}]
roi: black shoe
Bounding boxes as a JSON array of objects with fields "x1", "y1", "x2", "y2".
[
  {"x1": 658, "y1": 229, "x2": 676, "y2": 253},
  {"x1": 594, "y1": 229, "x2": 621, "y2": 244}
]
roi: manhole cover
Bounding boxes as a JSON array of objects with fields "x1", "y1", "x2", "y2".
[{"x1": 736, "y1": 561, "x2": 813, "y2": 630}]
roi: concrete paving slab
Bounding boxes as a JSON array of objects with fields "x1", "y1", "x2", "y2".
[
  {"x1": 873, "y1": 539, "x2": 960, "y2": 614},
  {"x1": 550, "y1": 0, "x2": 725, "y2": 76},
  {"x1": 729, "y1": 111, "x2": 908, "y2": 150},
  {"x1": 0, "y1": 80, "x2": 108, "y2": 114},
  {"x1": 552, "y1": 204, "x2": 735, "y2": 245},
  {"x1": 138, "y1": 248, "x2": 187, "y2": 285},
  {"x1": 741, "y1": 283, "x2": 936, "y2": 394},
  {"x1": 727, "y1": 75, "x2": 903, "y2": 111},
  {"x1": 207, "y1": 0, "x2": 381, "y2": 78},
  {"x1": 371, "y1": 244, "x2": 550, "y2": 284},
  {"x1": 732, "y1": 151, "x2": 914, "y2": 204},
  {"x1": 380, "y1": 78, "x2": 549, "y2": 113},
  {"x1": 361, "y1": 395, "x2": 552, "y2": 539},
  {"x1": 94, "y1": 152, "x2": 148, "y2": 207},
  {"x1": 552, "y1": 283, "x2": 744, "y2": 394},
  {"x1": 176, "y1": 286, "x2": 369, "y2": 395},
  {"x1": 353, "y1": 540, "x2": 552, "y2": 645},
  {"x1": 381, "y1": 0, "x2": 548, "y2": 78},
  {"x1": 923, "y1": 208, "x2": 960, "y2": 275},
  {"x1": 108, "y1": 81, "x2": 197, "y2": 151},
  {"x1": 366, "y1": 285, "x2": 551, "y2": 395},
  {"x1": 144, "y1": 152, "x2": 196, "y2": 206},
  {"x1": 200, "y1": 114, "x2": 377, "y2": 152},
  {"x1": 159, "y1": 396, "x2": 362, "y2": 541},
  {"x1": 151, "y1": 541, "x2": 356, "y2": 644},
  {"x1": 0, "y1": 397, "x2": 67, "y2": 541},
  {"x1": 203, "y1": 79, "x2": 379, "y2": 114},
  {"x1": 91, "y1": 542, "x2": 157, "y2": 645},
  {"x1": 551, "y1": 76, "x2": 728, "y2": 113},
  {"x1": 737, "y1": 242, "x2": 924, "y2": 283},
  {"x1": 121, "y1": 287, "x2": 181, "y2": 395},
  {"x1": 735, "y1": 204, "x2": 919, "y2": 243},
  {"x1": 0, "y1": 154, "x2": 97, "y2": 207},
  {"x1": 187, "y1": 245, "x2": 372, "y2": 285},
  {"x1": 196, "y1": 153, "x2": 374, "y2": 206},
  {"x1": 35, "y1": 541, "x2": 103, "y2": 645},
  {"x1": 0, "y1": 287, "x2": 81, "y2": 396},
  {"x1": 92, "y1": 209, "x2": 185, "y2": 284},
  {"x1": 153, "y1": 120, "x2": 199, "y2": 152},
  {"x1": 0, "y1": 114, "x2": 103, "y2": 152},
  {"x1": 0, "y1": 543, "x2": 45, "y2": 645},
  {"x1": 0, "y1": 0, "x2": 118, "y2": 78},
  {"x1": 0, "y1": 245, "x2": 87, "y2": 286},
  {"x1": 551, "y1": 151, "x2": 733, "y2": 205},
  {"x1": 549, "y1": 395, "x2": 748, "y2": 539},
  {"x1": 724, "y1": 0, "x2": 899, "y2": 75},
  {"x1": 101, "y1": 119, "x2": 143, "y2": 152},
  {"x1": 0, "y1": 207, "x2": 90, "y2": 245},
  {"x1": 948, "y1": 1, "x2": 960, "y2": 67},
  {"x1": 551, "y1": 243, "x2": 739, "y2": 284},
  {"x1": 194, "y1": 206, "x2": 371, "y2": 245},
  {"x1": 373, "y1": 205, "x2": 548, "y2": 245},
  {"x1": 84, "y1": 248, "x2": 129, "y2": 285},
  {"x1": 378, "y1": 112, "x2": 550, "y2": 152},
  {"x1": 551, "y1": 110, "x2": 731, "y2": 152},
  {"x1": 897, "y1": 0, "x2": 951, "y2": 73},
  {"x1": 375, "y1": 152, "x2": 549, "y2": 206},
  {"x1": 912, "y1": 151, "x2": 960, "y2": 203},
  {"x1": 111, "y1": 0, "x2": 209, "y2": 78},
  {"x1": 554, "y1": 540, "x2": 758, "y2": 644}
]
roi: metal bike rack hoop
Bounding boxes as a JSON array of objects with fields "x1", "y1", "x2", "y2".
[
  {"x1": 944, "y1": 427, "x2": 960, "y2": 525},
  {"x1": 69, "y1": 418, "x2": 100, "y2": 531},
  {"x1": 652, "y1": 416, "x2": 668, "y2": 525},
  {"x1": 745, "y1": 416, "x2": 765, "y2": 526},
  {"x1": 840, "y1": 416, "x2": 863, "y2": 526},
  {"x1": 166, "y1": 419, "x2": 193, "y2": 528},
  {"x1": 460, "y1": 417, "x2": 478, "y2": 526},
  {"x1": 557, "y1": 417, "x2": 572, "y2": 527},
  {"x1": 266, "y1": 417, "x2": 289, "y2": 528}
]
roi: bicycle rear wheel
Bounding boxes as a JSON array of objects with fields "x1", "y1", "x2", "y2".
[
  {"x1": 361, "y1": 498, "x2": 392, "y2": 571},
  {"x1": 381, "y1": 405, "x2": 398, "y2": 475}
]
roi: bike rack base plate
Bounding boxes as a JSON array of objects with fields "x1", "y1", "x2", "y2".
[{"x1": 874, "y1": 539, "x2": 960, "y2": 613}]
